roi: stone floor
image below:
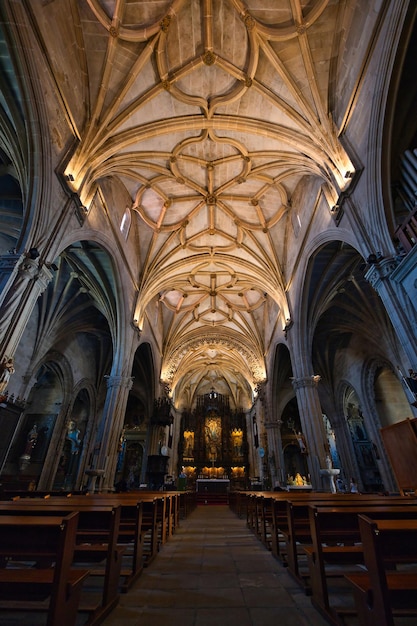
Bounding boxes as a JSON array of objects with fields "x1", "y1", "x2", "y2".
[{"x1": 101, "y1": 504, "x2": 330, "y2": 626}]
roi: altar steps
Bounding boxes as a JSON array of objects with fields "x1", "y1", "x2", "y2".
[{"x1": 196, "y1": 492, "x2": 229, "y2": 505}]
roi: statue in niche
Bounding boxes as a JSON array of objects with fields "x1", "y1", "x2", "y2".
[
  {"x1": 66, "y1": 419, "x2": 81, "y2": 455},
  {"x1": 183, "y1": 431, "x2": 194, "y2": 458},
  {"x1": 65, "y1": 419, "x2": 82, "y2": 483},
  {"x1": 232, "y1": 430, "x2": 243, "y2": 457},
  {"x1": 19, "y1": 423, "x2": 39, "y2": 472},
  {"x1": 205, "y1": 416, "x2": 221, "y2": 460},
  {"x1": 296, "y1": 431, "x2": 308, "y2": 454},
  {"x1": 0, "y1": 355, "x2": 15, "y2": 393},
  {"x1": 24, "y1": 424, "x2": 38, "y2": 456}
]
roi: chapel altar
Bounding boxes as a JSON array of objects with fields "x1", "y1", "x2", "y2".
[{"x1": 178, "y1": 390, "x2": 248, "y2": 489}]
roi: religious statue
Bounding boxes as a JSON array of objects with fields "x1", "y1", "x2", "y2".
[
  {"x1": 19, "y1": 423, "x2": 38, "y2": 472},
  {"x1": 296, "y1": 431, "x2": 307, "y2": 454},
  {"x1": 0, "y1": 355, "x2": 15, "y2": 393},
  {"x1": 24, "y1": 424, "x2": 38, "y2": 456},
  {"x1": 64, "y1": 419, "x2": 82, "y2": 486},
  {"x1": 295, "y1": 472, "x2": 304, "y2": 486},
  {"x1": 205, "y1": 416, "x2": 221, "y2": 461},
  {"x1": 183, "y1": 430, "x2": 194, "y2": 458},
  {"x1": 66, "y1": 419, "x2": 81, "y2": 454},
  {"x1": 232, "y1": 429, "x2": 243, "y2": 458}
]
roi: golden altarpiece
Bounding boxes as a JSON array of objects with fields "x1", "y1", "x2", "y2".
[{"x1": 178, "y1": 391, "x2": 248, "y2": 490}]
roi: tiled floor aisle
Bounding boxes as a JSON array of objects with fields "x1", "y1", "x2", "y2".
[{"x1": 102, "y1": 504, "x2": 330, "y2": 626}]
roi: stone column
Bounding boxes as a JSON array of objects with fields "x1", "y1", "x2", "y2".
[
  {"x1": 264, "y1": 419, "x2": 285, "y2": 486},
  {"x1": 0, "y1": 253, "x2": 52, "y2": 356},
  {"x1": 94, "y1": 374, "x2": 133, "y2": 491},
  {"x1": 366, "y1": 256, "x2": 417, "y2": 369},
  {"x1": 291, "y1": 375, "x2": 328, "y2": 488}
]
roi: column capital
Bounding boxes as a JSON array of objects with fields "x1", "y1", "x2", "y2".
[
  {"x1": 104, "y1": 375, "x2": 134, "y2": 390},
  {"x1": 291, "y1": 375, "x2": 321, "y2": 390},
  {"x1": 365, "y1": 256, "x2": 398, "y2": 290},
  {"x1": 36, "y1": 264, "x2": 53, "y2": 292}
]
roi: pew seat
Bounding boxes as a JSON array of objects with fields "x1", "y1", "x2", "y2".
[
  {"x1": 345, "y1": 515, "x2": 417, "y2": 626},
  {"x1": 0, "y1": 513, "x2": 89, "y2": 626}
]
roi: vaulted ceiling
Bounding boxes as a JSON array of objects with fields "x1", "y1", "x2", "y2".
[{"x1": 4, "y1": 0, "x2": 370, "y2": 409}]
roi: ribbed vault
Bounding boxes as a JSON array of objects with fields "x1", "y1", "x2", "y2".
[{"x1": 30, "y1": 0, "x2": 358, "y2": 408}]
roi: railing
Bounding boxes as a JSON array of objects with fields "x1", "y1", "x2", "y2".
[
  {"x1": 393, "y1": 148, "x2": 417, "y2": 253},
  {"x1": 394, "y1": 204, "x2": 417, "y2": 253}
]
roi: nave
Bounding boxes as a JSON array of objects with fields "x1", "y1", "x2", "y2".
[{"x1": 101, "y1": 504, "x2": 328, "y2": 626}]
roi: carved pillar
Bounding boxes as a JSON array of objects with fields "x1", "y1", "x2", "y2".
[
  {"x1": 264, "y1": 419, "x2": 285, "y2": 486},
  {"x1": 291, "y1": 375, "x2": 328, "y2": 488},
  {"x1": 94, "y1": 374, "x2": 134, "y2": 491},
  {"x1": 0, "y1": 253, "x2": 52, "y2": 357},
  {"x1": 366, "y1": 256, "x2": 417, "y2": 370}
]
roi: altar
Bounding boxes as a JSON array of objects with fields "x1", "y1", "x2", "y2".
[{"x1": 196, "y1": 478, "x2": 230, "y2": 494}]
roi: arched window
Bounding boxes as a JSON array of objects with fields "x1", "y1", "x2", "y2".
[{"x1": 120, "y1": 207, "x2": 131, "y2": 240}]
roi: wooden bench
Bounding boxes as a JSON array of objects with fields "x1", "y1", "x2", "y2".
[
  {"x1": 305, "y1": 503, "x2": 417, "y2": 623},
  {"x1": 56, "y1": 493, "x2": 172, "y2": 587},
  {"x1": 346, "y1": 516, "x2": 417, "y2": 626},
  {"x1": 88, "y1": 493, "x2": 164, "y2": 568},
  {"x1": 0, "y1": 512, "x2": 89, "y2": 626},
  {"x1": 269, "y1": 492, "x2": 381, "y2": 567},
  {"x1": 178, "y1": 490, "x2": 197, "y2": 519},
  {"x1": 0, "y1": 500, "x2": 124, "y2": 625},
  {"x1": 281, "y1": 494, "x2": 380, "y2": 585},
  {"x1": 277, "y1": 495, "x2": 415, "y2": 583},
  {"x1": 37, "y1": 494, "x2": 148, "y2": 592}
]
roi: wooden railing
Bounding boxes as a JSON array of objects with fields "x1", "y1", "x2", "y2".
[{"x1": 394, "y1": 205, "x2": 417, "y2": 253}]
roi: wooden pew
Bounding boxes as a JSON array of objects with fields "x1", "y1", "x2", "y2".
[
  {"x1": 49, "y1": 492, "x2": 172, "y2": 586},
  {"x1": 346, "y1": 516, "x2": 417, "y2": 626},
  {"x1": 305, "y1": 503, "x2": 417, "y2": 623},
  {"x1": 0, "y1": 500, "x2": 123, "y2": 625},
  {"x1": 178, "y1": 490, "x2": 197, "y2": 519},
  {"x1": 229, "y1": 490, "x2": 252, "y2": 520},
  {"x1": 30, "y1": 494, "x2": 148, "y2": 592},
  {"x1": 3, "y1": 490, "x2": 87, "y2": 500},
  {"x1": 281, "y1": 494, "x2": 377, "y2": 584},
  {"x1": 265, "y1": 492, "x2": 375, "y2": 565},
  {"x1": 278, "y1": 494, "x2": 415, "y2": 585},
  {"x1": 0, "y1": 512, "x2": 89, "y2": 626},
  {"x1": 245, "y1": 491, "x2": 271, "y2": 538},
  {"x1": 244, "y1": 491, "x2": 340, "y2": 561},
  {"x1": 87, "y1": 493, "x2": 165, "y2": 570}
]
